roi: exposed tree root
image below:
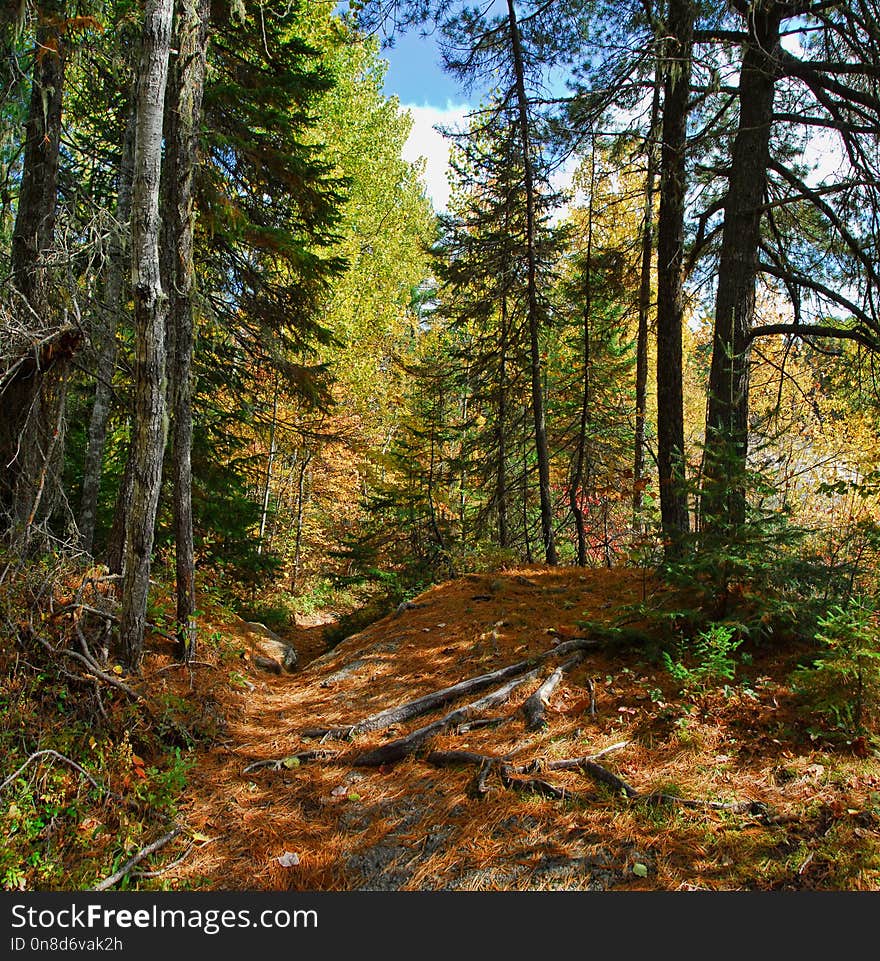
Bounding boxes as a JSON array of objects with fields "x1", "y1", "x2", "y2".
[
  {"x1": 352, "y1": 669, "x2": 542, "y2": 767},
  {"x1": 303, "y1": 637, "x2": 603, "y2": 741},
  {"x1": 522, "y1": 654, "x2": 584, "y2": 730},
  {"x1": 425, "y1": 744, "x2": 765, "y2": 814}
]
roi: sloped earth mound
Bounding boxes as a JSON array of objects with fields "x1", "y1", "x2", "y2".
[{"x1": 164, "y1": 567, "x2": 879, "y2": 891}]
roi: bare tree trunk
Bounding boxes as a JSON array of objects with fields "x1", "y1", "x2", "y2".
[
  {"x1": 292, "y1": 449, "x2": 311, "y2": 590},
  {"x1": 570, "y1": 147, "x2": 597, "y2": 567},
  {"x1": 655, "y1": 0, "x2": 693, "y2": 549},
  {"x1": 702, "y1": 9, "x2": 780, "y2": 533},
  {"x1": 117, "y1": 0, "x2": 174, "y2": 670},
  {"x1": 80, "y1": 107, "x2": 136, "y2": 555},
  {"x1": 506, "y1": 0, "x2": 557, "y2": 565},
  {"x1": 497, "y1": 292, "x2": 509, "y2": 548},
  {"x1": 164, "y1": 0, "x2": 210, "y2": 660},
  {"x1": 257, "y1": 374, "x2": 279, "y2": 555},
  {"x1": 521, "y1": 404, "x2": 532, "y2": 563},
  {"x1": 634, "y1": 77, "x2": 660, "y2": 529}
]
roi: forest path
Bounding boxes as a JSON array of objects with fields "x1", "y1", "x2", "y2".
[
  {"x1": 167, "y1": 567, "x2": 858, "y2": 891},
  {"x1": 175, "y1": 567, "x2": 653, "y2": 889}
]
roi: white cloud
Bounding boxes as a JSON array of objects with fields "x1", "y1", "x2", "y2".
[
  {"x1": 400, "y1": 102, "x2": 471, "y2": 212},
  {"x1": 400, "y1": 102, "x2": 582, "y2": 218}
]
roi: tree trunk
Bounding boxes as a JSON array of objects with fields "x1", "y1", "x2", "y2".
[
  {"x1": 117, "y1": 0, "x2": 174, "y2": 670},
  {"x1": 506, "y1": 0, "x2": 557, "y2": 565},
  {"x1": 257, "y1": 375, "x2": 279, "y2": 555},
  {"x1": 164, "y1": 0, "x2": 210, "y2": 660},
  {"x1": 634, "y1": 77, "x2": 660, "y2": 529},
  {"x1": 2, "y1": 1, "x2": 68, "y2": 541},
  {"x1": 10, "y1": 1, "x2": 64, "y2": 309},
  {"x1": 497, "y1": 292, "x2": 509, "y2": 548},
  {"x1": 655, "y1": 0, "x2": 693, "y2": 549},
  {"x1": 292, "y1": 449, "x2": 311, "y2": 590},
  {"x1": 79, "y1": 106, "x2": 137, "y2": 555},
  {"x1": 702, "y1": 9, "x2": 780, "y2": 533},
  {"x1": 570, "y1": 147, "x2": 596, "y2": 567}
]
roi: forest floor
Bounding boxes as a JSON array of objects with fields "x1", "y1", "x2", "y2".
[{"x1": 135, "y1": 565, "x2": 880, "y2": 892}]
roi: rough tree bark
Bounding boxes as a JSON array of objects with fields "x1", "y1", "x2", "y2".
[
  {"x1": 117, "y1": 0, "x2": 174, "y2": 670},
  {"x1": 655, "y1": 0, "x2": 693, "y2": 548},
  {"x1": 701, "y1": 7, "x2": 781, "y2": 533},
  {"x1": 2, "y1": 1, "x2": 69, "y2": 541},
  {"x1": 79, "y1": 107, "x2": 136, "y2": 555},
  {"x1": 163, "y1": 0, "x2": 210, "y2": 660}
]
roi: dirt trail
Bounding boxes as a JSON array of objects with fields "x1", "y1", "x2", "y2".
[
  {"x1": 170, "y1": 569, "x2": 652, "y2": 889},
  {"x1": 163, "y1": 567, "x2": 875, "y2": 891}
]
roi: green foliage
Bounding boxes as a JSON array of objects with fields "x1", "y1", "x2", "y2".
[
  {"x1": 791, "y1": 596, "x2": 880, "y2": 738},
  {"x1": 662, "y1": 622, "x2": 744, "y2": 693}
]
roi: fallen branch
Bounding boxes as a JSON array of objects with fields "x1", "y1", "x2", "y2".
[
  {"x1": 352, "y1": 669, "x2": 541, "y2": 767},
  {"x1": 132, "y1": 841, "x2": 196, "y2": 879},
  {"x1": 0, "y1": 749, "x2": 116, "y2": 798},
  {"x1": 522, "y1": 654, "x2": 584, "y2": 730},
  {"x1": 92, "y1": 826, "x2": 183, "y2": 891},
  {"x1": 513, "y1": 741, "x2": 631, "y2": 775},
  {"x1": 302, "y1": 657, "x2": 543, "y2": 740},
  {"x1": 27, "y1": 627, "x2": 140, "y2": 701}
]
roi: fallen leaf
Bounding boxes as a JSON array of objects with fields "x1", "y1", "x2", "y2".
[
  {"x1": 633, "y1": 863, "x2": 648, "y2": 878},
  {"x1": 282, "y1": 756, "x2": 301, "y2": 769}
]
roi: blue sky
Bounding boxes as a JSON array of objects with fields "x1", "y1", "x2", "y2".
[
  {"x1": 373, "y1": 27, "x2": 473, "y2": 211},
  {"x1": 378, "y1": 28, "x2": 463, "y2": 108}
]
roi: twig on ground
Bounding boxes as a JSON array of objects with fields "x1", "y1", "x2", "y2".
[
  {"x1": 132, "y1": 841, "x2": 198, "y2": 879},
  {"x1": 92, "y1": 826, "x2": 184, "y2": 891},
  {"x1": 242, "y1": 750, "x2": 338, "y2": 774}
]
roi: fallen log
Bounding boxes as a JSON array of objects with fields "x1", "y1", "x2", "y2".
[{"x1": 302, "y1": 657, "x2": 543, "y2": 740}]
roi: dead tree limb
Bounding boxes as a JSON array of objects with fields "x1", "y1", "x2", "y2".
[
  {"x1": 302, "y1": 657, "x2": 544, "y2": 740},
  {"x1": 521, "y1": 741, "x2": 630, "y2": 773},
  {"x1": 352, "y1": 670, "x2": 541, "y2": 767},
  {"x1": 92, "y1": 825, "x2": 183, "y2": 891}
]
